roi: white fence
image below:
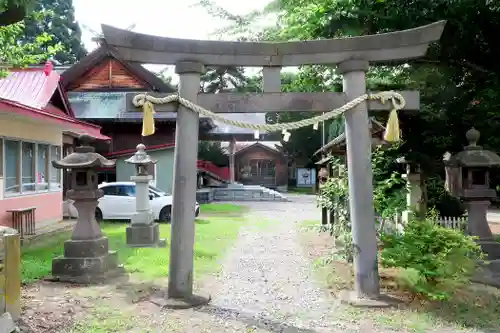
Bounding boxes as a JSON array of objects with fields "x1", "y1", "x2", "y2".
[
  {"x1": 436, "y1": 216, "x2": 468, "y2": 231},
  {"x1": 380, "y1": 213, "x2": 468, "y2": 234}
]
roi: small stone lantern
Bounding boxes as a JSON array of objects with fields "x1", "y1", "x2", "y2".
[
  {"x1": 124, "y1": 144, "x2": 162, "y2": 247},
  {"x1": 447, "y1": 128, "x2": 500, "y2": 260},
  {"x1": 318, "y1": 167, "x2": 328, "y2": 184},
  {"x1": 396, "y1": 156, "x2": 425, "y2": 221},
  {"x1": 51, "y1": 134, "x2": 121, "y2": 283}
]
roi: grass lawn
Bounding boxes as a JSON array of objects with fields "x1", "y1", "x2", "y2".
[
  {"x1": 287, "y1": 187, "x2": 316, "y2": 194},
  {"x1": 299, "y1": 220, "x2": 500, "y2": 333},
  {"x1": 21, "y1": 205, "x2": 246, "y2": 284},
  {"x1": 199, "y1": 203, "x2": 248, "y2": 215}
]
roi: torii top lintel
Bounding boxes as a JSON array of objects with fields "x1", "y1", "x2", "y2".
[{"x1": 101, "y1": 21, "x2": 446, "y2": 67}]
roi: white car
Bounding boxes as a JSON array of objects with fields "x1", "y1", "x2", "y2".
[{"x1": 96, "y1": 182, "x2": 200, "y2": 222}]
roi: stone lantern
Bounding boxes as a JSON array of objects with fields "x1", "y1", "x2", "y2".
[
  {"x1": 124, "y1": 144, "x2": 162, "y2": 247},
  {"x1": 396, "y1": 156, "x2": 425, "y2": 222},
  {"x1": 51, "y1": 134, "x2": 121, "y2": 283},
  {"x1": 318, "y1": 167, "x2": 328, "y2": 184},
  {"x1": 447, "y1": 128, "x2": 500, "y2": 260}
]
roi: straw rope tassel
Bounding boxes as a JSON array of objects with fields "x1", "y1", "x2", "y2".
[
  {"x1": 141, "y1": 101, "x2": 156, "y2": 137},
  {"x1": 383, "y1": 108, "x2": 400, "y2": 142}
]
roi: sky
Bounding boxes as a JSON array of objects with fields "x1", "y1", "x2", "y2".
[{"x1": 73, "y1": 0, "x2": 273, "y2": 80}]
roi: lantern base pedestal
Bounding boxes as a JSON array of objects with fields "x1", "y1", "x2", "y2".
[
  {"x1": 126, "y1": 223, "x2": 164, "y2": 248},
  {"x1": 50, "y1": 237, "x2": 124, "y2": 284},
  {"x1": 477, "y1": 239, "x2": 500, "y2": 260}
]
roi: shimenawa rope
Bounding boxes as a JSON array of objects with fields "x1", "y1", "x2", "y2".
[{"x1": 132, "y1": 91, "x2": 405, "y2": 142}]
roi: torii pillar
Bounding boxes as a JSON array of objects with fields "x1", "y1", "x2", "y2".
[
  {"x1": 338, "y1": 60, "x2": 380, "y2": 299},
  {"x1": 167, "y1": 61, "x2": 210, "y2": 307}
]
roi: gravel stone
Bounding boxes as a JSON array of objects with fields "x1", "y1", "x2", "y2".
[{"x1": 196, "y1": 194, "x2": 355, "y2": 333}]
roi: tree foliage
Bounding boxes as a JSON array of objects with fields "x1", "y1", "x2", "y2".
[
  {"x1": 197, "y1": 0, "x2": 500, "y2": 206},
  {"x1": 198, "y1": 141, "x2": 228, "y2": 166},
  {"x1": 0, "y1": 12, "x2": 63, "y2": 76},
  {"x1": 0, "y1": 0, "x2": 34, "y2": 26},
  {"x1": 200, "y1": 66, "x2": 249, "y2": 93},
  {"x1": 20, "y1": 0, "x2": 86, "y2": 64}
]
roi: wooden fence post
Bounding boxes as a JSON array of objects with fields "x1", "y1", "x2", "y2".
[{"x1": 2, "y1": 233, "x2": 21, "y2": 320}]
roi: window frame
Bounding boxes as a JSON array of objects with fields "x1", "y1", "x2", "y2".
[{"x1": 1, "y1": 136, "x2": 63, "y2": 197}]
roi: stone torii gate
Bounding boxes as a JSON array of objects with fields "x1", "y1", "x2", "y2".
[{"x1": 101, "y1": 21, "x2": 446, "y2": 307}]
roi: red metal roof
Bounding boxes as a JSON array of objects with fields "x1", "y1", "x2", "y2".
[
  {"x1": 0, "y1": 68, "x2": 60, "y2": 110},
  {"x1": 0, "y1": 68, "x2": 110, "y2": 141}
]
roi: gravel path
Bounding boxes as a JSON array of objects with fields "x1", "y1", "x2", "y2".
[
  {"x1": 20, "y1": 194, "x2": 486, "y2": 332},
  {"x1": 185, "y1": 194, "x2": 355, "y2": 333}
]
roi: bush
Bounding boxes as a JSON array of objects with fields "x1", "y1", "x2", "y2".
[
  {"x1": 426, "y1": 176, "x2": 466, "y2": 217},
  {"x1": 379, "y1": 214, "x2": 483, "y2": 300},
  {"x1": 434, "y1": 192, "x2": 466, "y2": 217}
]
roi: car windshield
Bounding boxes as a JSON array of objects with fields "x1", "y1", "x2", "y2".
[{"x1": 149, "y1": 185, "x2": 169, "y2": 196}]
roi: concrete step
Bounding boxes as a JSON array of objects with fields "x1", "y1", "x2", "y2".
[{"x1": 208, "y1": 185, "x2": 289, "y2": 202}]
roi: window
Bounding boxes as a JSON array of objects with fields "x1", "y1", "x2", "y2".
[
  {"x1": 2, "y1": 139, "x2": 62, "y2": 196},
  {"x1": 36, "y1": 144, "x2": 49, "y2": 190},
  {"x1": 0, "y1": 138, "x2": 3, "y2": 177},
  {"x1": 101, "y1": 185, "x2": 118, "y2": 196},
  {"x1": 116, "y1": 185, "x2": 135, "y2": 197},
  {"x1": 5, "y1": 140, "x2": 20, "y2": 194},
  {"x1": 101, "y1": 185, "x2": 136, "y2": 197},
  {"x1": 21, "y1": 142, "x2": 35, "y2": 192},
  {"x1": 49, "y1": 145, "x2": 61, "y2": 190}
]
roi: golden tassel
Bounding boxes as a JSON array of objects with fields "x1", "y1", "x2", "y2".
[
  {"x1": 383, "y1": 108, "x2": 400, "y2": 142},
  {"x1": 141, "y1": 101, "x2": 156, "y2": 137}
]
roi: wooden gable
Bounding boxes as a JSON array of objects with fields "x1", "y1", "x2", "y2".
[{"x1": 67, "y1": 57, "x2": 148, "y2": 91}]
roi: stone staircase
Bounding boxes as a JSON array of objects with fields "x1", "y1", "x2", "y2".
[{"x1": 211, "y1": 183, "x2": 289, "y2": 202}]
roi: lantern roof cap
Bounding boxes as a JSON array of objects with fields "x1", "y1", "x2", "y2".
[
  {"x1": 52, "y1": 134, "x2": 116, "y2": 169},
  {"x1": 448, "y1": 128, "x2": 500, "y2": 167},
  {"x1": 125, "y1": 144, "x2": 157, "y2": 165}
]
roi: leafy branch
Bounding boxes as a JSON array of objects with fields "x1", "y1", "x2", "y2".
[{"x1": 0, "y1": 11, "x2": 63, "y2": 77}]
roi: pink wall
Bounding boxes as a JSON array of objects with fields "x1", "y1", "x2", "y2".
[{"x1": 0, "y1": 192, "x2": 62, "y2": 227}]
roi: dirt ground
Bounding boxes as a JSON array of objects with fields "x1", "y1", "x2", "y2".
[
  {"x1": 489, "y1": 222, "x2": 500, "y2": 235},
  {"x1": 17, "y1": 214, "x2": 500, "y2": 333}
]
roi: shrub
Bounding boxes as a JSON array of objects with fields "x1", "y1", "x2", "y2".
[
  {"x1": 379, "y1": 213, "x2": 483, "y2": 300},
  {"x1": 426, "y1": 176, "x2": 466, "y2": 217}
]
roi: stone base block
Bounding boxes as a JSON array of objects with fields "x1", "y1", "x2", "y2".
[
  {"x1": 477, "y1": 240, "x2": 500, "y2": 260},
  {"x1": 338, "y1": 290, "x2": 400, "y2": 308},
  {"x1": 63, "y1": 237, "x2": 109, "y2": 258},
  {"x1": 51, "y1": 249, "x2": 123, "y2": 284},
  {"x1": 150, "y1": 290, "x2": 211, "y2": 309},
  {"x1": 472, "y1": 261, "x2": 500, "y2": 288},
  {"x1": 131, "y1": 211, "x2": 155, "y2": 225},
  {"x1": 0, "y1": 313, "x2": 17, "y2": 333},
  {"x1": 126, "y1": 223, "x2": 163, "y2": 247}
]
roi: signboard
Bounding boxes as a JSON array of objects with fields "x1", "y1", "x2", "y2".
[{"x1": 296, "y1": 168, "x2": 316, "y2": 187}]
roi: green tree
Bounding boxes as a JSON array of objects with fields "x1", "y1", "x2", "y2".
[
  {"x1": 0, "y1": 0, "x2": 34, "y2": 26},
  {"x1": 200, "y1": 66, "x2": 248, "y2": 93},
  {"x1": 0, "y1": 13, "x2": 63, "y2": 77},
  {"x1": 21, "y1": 0, "x2": 86, "y2": 64},
  {"x1": 198, "y1": 141, "x2": 228, "y2": 166},
  {"x1": 198, "y1": 0, "x2": 500, "y2": 179}
]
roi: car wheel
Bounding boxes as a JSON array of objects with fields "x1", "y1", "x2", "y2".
[
  {"x1": 95, "y1": 208, "x2": 103, "y2": 221},
  {"x1": 159, "y1": 205, "x2": 172, "y2": 222}
]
